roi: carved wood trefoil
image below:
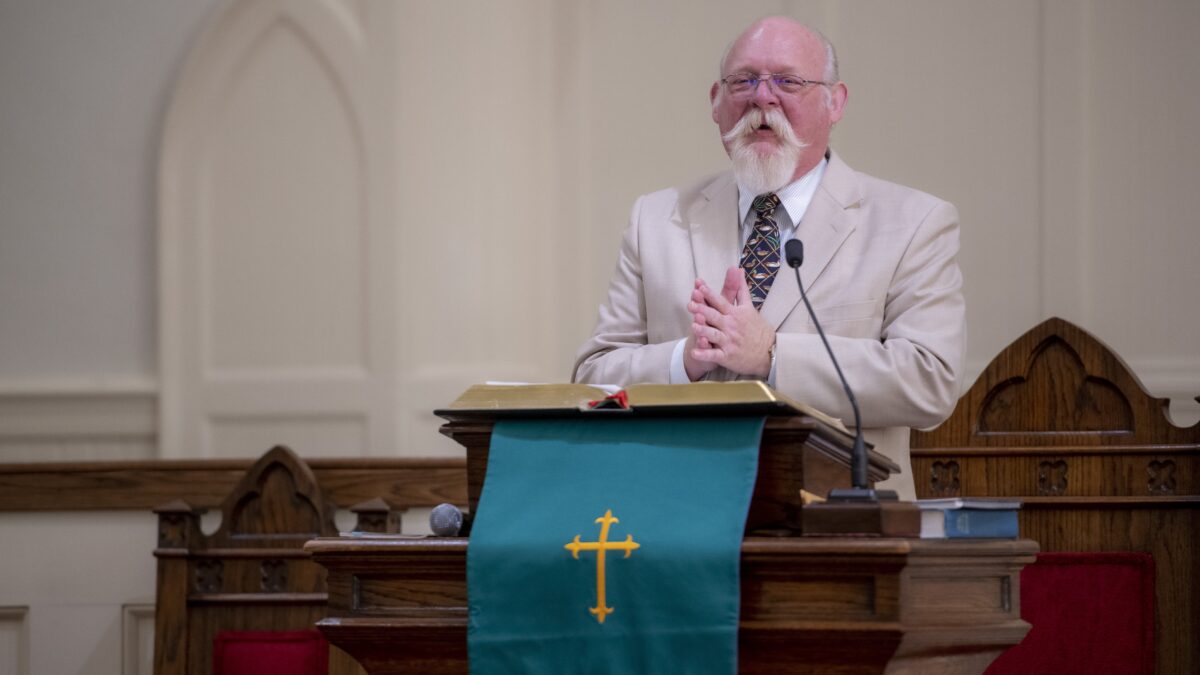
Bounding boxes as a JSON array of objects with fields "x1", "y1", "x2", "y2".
[
  {"x1": 261, "y1": 559, "x2": 288, "y2": 592},
  {"x1": 158, "y1": 513, "x2": 187, "y2": 548},
  {"x1": 1146, "y1": 459, "x2": 1177, "y2": 495},
  {"x1": 930, "y1": 460, "x2": 961, "y2": 497},
  {"x1": 1037, "y1": 460, "x2": 1068, "y2": 495},
  {"x1": 194, "y1": 559, "x2": 223, "y2": 593}
]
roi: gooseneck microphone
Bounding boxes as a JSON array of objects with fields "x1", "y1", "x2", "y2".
[{"x1": 783, "y1": 239, "x2": 872, "y2": 494}]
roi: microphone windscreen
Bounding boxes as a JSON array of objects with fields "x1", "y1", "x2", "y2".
[
  {"x1": 784, "y1": 239, "x2": 804, "y2": 268},
  {"x1": 429, "y1": 503, "x2": 463, "y2": 536}
]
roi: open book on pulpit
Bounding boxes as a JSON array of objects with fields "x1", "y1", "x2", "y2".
[
  {"x1": 435, "y1": 380, "x2": 849, "y2": 433},
  {"x1": 434, "y1": 380, "x2": 896, "y2": 534}
]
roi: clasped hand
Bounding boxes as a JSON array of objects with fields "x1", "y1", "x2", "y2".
[{"x1": 682, "y1": 266, "x2": 776, "y2": 381}]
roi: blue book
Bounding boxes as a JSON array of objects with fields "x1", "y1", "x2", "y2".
[{"x1": 917, "y1": 498, "x2": 1020, "y2": 539}]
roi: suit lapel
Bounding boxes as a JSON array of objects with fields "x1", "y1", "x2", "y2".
[
  {"x1": 688, "y1": 173, "x2": 740, "y2": 288},
  {"x1": 760, "y1": 152, "x2": 863, "y2": 330}
]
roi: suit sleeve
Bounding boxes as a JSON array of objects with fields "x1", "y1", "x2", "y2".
[
  {"x1": 572, "y1": 196, "x2": 678, "y2": 386},
  {"x1": 775, "y1": 200, "x2": 966, "y2": 429}
]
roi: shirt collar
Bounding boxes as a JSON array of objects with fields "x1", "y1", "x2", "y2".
[{"x1": 736, "y1": 156, "x2": 828, "y2": 226}]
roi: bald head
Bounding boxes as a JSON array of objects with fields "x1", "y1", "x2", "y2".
[
  {"x1": 720, "y1": 17, "x2": 838, "y2": 83},
  {"x1": 710, "y1": 16, "x2": 849, "y2": 188}
]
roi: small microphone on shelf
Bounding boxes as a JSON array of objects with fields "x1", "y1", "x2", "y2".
[{"x1": 429, "y1": 503, "x2": 464, "y2": 536}]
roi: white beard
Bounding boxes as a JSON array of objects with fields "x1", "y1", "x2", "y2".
[{"x1": 723, "y1": 107, "x2": 808, "y2": 195}]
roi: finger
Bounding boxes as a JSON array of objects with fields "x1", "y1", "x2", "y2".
[
  {"x1": 695, "y1": 320, "x2": 727, "y2": 347},
  {"x1": 691, "y1": 302, "x2": 727, "y2": 330},
  {"x1": 706, "y1": 323, "x2": 724, "y2": 345},
  {"x1": 695, "y1": 284, "x2": 719, "y2": 310},
  {"x1": 695, "y1": 319, "x2": 713, "y2": 347},
  {"x1": 690, "y1": 345, "x2": 724, "y2": 363},
  {"x1": 721, "y1": 267, "x2": 742, "y2": 304},
  {"x1": 698, "y1": 279, "x2": 735, "y2": 314},
  {"x1": 731, "y1": 268, "x2": 754, "y2": 307}
]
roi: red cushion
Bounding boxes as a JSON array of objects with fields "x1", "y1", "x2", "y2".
[
  {"x1": 213, "y1": 630, "x2": 329, "y2": 675},
  {"x1": 987, "y1": 552, "x2": 1154, "y2": 675}
]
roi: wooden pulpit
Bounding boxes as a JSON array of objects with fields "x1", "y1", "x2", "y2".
[
  {"x1": 306, "y1": 385, "x2": 1036, "y2": 673},
  {"x1": 308, "y1": 536, "x2": 1035, "y2": 675},
  {"x1": 433, "y1": 381, "x2": 899, "y2": 533},
  {"x1": 447, "y1": 416, "x2": 897, "y2": 534}
]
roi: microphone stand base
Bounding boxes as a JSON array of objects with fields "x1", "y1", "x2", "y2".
[
  {"x1": 801, "y1": 490, "x2": 920, "y2": 537},
  {"x1": 827, "y1": 488, "x2": 899, "y2": 502}
]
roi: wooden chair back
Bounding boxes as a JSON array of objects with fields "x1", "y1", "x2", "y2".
[
  {"x1": 911, "y1": 317, "x2": 1199, "y2": 674},
  {"x1": 153, "y1": 445, "x2": 370, "y2": 675}
]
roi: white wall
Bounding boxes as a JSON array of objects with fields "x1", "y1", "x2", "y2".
[
  {"x1": 3, "y1": 1, "x2": 1197, "y2": 462},
  {"x1": 0, "y1": 0, "x2": 222, "y2": 380},
  {"x1": 0, "y1": 0, "x2": 224, "y2": 460},
  {"x1": 2, "y1": 2, "x2": 1199, "y2": 670},
  {"x1": 0, "y1": 512, "x2": 157, "y2": 675}
]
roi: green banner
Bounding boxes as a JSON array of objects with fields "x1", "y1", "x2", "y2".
[{"x1": 467, "y1": 416, "x2": 763, "y2": 674}]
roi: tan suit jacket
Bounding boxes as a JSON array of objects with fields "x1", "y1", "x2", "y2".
[{"x1": 572, "y1": 152, "x2": 966, "y2": 499}]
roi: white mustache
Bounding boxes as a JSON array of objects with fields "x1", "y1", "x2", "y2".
[
  {"x1": 722, "y1": 106, "x2": 807, "y2": 194},
  {"x1": 722, "y1": 107, "x2": 805, "y2": 149}
]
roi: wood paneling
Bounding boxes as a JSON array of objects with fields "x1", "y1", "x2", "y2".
[
  {"x1": 0, "y1": 457, "x2": 465, "y2": 512},
  {"x1": 307, "y1": 536, "x2": 1037, "y2": 675}
]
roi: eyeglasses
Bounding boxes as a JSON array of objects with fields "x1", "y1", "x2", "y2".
[{"x1": 720, "y1": 73, "x2": 832, "y2": 97}]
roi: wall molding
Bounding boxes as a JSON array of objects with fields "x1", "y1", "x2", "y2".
[
  {"x1": 0, "y1": 355, "x2": 1190, "y2": 461},
  {"x1": 158, "y1": 0, "x2": 396, "y2": 459},
  {"x1": 0, "y1": 379, "x2": 156, "y2": 438},
  {"x1": 0, "y1": 379, "x2": 157, "y2": 461},
  {"x1": 0, "y1": 606, "x2": 30, "y2": 675},
  {"x1": 122, "y1": 604, "x2": 155, "y2": 675}
]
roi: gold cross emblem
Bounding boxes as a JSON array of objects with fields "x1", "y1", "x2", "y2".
[{"x1": 564, "y1": 509, "x2": 640, "y2": 624}]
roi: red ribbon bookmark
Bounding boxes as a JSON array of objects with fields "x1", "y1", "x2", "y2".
[{"x1": 586, "y1": 390, "x2": 629, "y2": 410}]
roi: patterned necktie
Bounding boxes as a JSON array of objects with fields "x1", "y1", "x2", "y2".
[{"x1": 740, "y1": 193, "x2": 782, "y2": 309}]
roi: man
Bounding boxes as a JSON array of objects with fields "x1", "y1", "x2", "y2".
[
  {"x1": 572, "y1": 16, "x2": 965, "y2": 499},
  {"x1": 571, "y1": 17, "x2": 964, "y2": 499}
]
